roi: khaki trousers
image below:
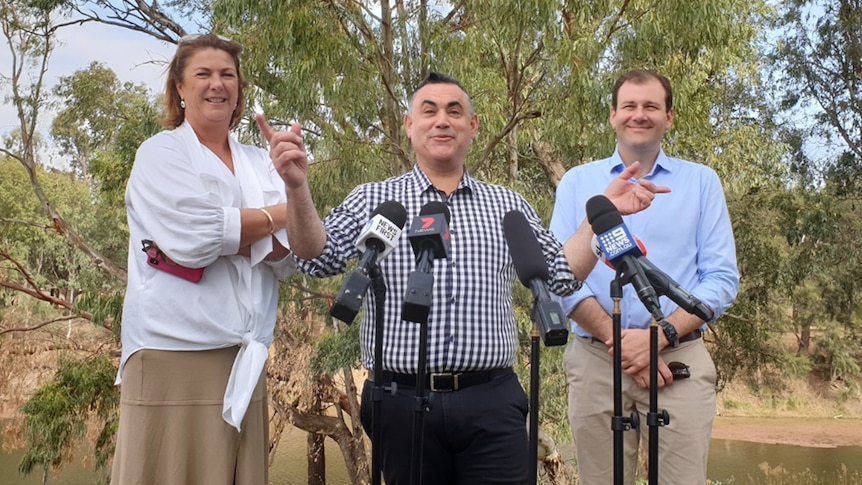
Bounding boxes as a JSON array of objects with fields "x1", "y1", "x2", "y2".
[
  {"x1": 564, "y1": 336, "x2": 716, "y2": 485},
  {"x1": 110, "y1": 347, "x2": 269, "y2": 485}
]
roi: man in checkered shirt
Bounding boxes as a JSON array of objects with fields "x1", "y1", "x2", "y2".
[{"x1": 262, "y1": 72, "x2": 666, "y2": 485}]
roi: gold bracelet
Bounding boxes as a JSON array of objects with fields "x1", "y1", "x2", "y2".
[{"x1": 259, "y1": 208, "x2": 274, "y2": 234}]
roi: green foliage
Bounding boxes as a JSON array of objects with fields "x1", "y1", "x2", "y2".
[
  {"x1": 773, "y1": 0, "x2": 862, "y2": 166},
  {"x1": 75, "y1": 289, "x2": 125, "y2": 338},
  {"x1": 3, "y1": 0, "x2": 862, "y2": 480},
  {"x1": 814, "y1": 326, "x2": 861, "y2": 387},
  {"x1": 18, "y1": 353, "x2": 119, "y2": 481},
  {"x1": 310, "y1": 319, "x2": 361, "y2": 375},
  {"x1": 779, "y1": 352, "x2": 813, "y2": 379},
  {"x1": 0, "y1": 158, "x2": 121, "y2": 293}
]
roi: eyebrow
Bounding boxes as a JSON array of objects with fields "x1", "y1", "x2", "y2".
[{"x1": 419, "y1": 100, "x2": 464, "y2": 110}]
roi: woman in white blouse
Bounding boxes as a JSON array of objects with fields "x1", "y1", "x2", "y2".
[{"x1": 111, "y1": 33, "x2": 294, "y2": 485}]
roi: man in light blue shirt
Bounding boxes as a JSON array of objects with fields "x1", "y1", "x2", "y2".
[{"x1": 550, "y1": 70, "x2": 739, "y2": 485}]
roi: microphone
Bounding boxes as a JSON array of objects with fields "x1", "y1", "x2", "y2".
[
  {"x1": 330, "y1": 200, "x2": 408, "y2": 324},
  {"x1": 637, "y1": 256, "x2": 714, "y2": 322},
  {"x1": 590, "y1": 226, "x2": 714, "y2": 322},
  {"x1": 402, "y1": 201, "x2": 451, "y2": 323},
  {"x1": 503, "y1": 210, "x2": 569, "y2": 347},
  {"x1": 586, "y1": 195, "x2": 664, "y2": 322}
]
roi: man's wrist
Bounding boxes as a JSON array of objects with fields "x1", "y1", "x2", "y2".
[{"x1": 659, "y1": 320, "x2": 679, "y2": 347}]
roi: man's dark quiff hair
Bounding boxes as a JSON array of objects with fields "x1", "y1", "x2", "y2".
[
  {"x1": 407, "y1": 71, "x2": 474, "y2": 114},
  {"x1": 611, "y1": 70, "x2": 673, "y2": 112}
]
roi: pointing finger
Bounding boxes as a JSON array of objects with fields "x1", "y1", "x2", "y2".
[
  {"x1": 255, "y1": 113, "x2": 275, "y2": 142},
  {"x1": 290, "y1": 122, "x2": 303, "y2": 138}
]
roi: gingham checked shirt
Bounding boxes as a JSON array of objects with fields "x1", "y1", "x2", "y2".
[{"x1": 297, "y1": 165, "x2": 581, "y2": 373}]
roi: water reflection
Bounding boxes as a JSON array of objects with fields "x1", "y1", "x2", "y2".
[
  {"x1": 0, "y1": 424, "x2": 351, "y2": 485},
  {"x1": 3, "y1": 421, "x2": 861, "y2": 484},
  {"x1": 708, "y1": 438, "x2": 862, "y2": 483}
]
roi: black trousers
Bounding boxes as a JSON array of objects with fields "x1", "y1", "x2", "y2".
[{"x1": 360, "y1": 371, "x2": 530, "y2": 485}]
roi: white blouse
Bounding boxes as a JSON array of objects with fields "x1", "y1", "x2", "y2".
[{"x1": 118, "y1": 121, "x2": 295, "y2": 430}]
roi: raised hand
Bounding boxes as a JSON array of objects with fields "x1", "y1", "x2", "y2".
[
  {"x1": 603, "y1": 161, "x2": 671, "y2": 215},
  {"x1": 256, "y1": 113, "x2": 308, "y2": 191}
]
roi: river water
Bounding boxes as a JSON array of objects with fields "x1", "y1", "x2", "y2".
[{"x1": 2, "y1": 418, "x2": 861, "y2": 484}]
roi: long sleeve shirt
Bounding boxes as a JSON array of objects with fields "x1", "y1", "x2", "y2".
[
  {"x1": 549, "y1": 148, "x2": 739, "y2": 337},
  {"x1": 120, "y1": 121, "x2": 295, "y2": 429},
  {"x1": 297, "y1": 165, "x2": 580, "y2": 373}
]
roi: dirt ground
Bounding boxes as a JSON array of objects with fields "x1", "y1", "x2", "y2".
[
  {"x1": 711, "y1": 375, "x2": 862, "y2": 448},
  {"x1": 711, "y1": 416, "x2": 862, "y2": 448}
]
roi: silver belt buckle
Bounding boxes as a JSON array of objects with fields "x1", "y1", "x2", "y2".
[{"x1": 429, "y1": 372, "x2": 458, "y2": 392}]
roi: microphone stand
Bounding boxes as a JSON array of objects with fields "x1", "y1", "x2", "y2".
[
  {"x1": 528, "y1": 322, "x2": 540, "y2": 485},
  {"x1": 647, "y1": 317, "x2": 670, "y2": 485},
  {"x1": 612, "y1": 268, "x2": 669, "y2": 485},
  {"x1": 369, "y1": 265, "x2": 388, "y2": 485},
  {"x1": 610, "y1": 274, "x2": 639, "y2": 485},
  {"x1": 409, "y1": 310, "x2": 430, "y2": 485},
  {"x1": 405, "y1": 251, "x2": 434, "y2": 485}
]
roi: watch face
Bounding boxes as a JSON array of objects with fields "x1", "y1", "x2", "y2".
[{"x1": 661, "y1": 322, "x2": 679, "y2": 342}]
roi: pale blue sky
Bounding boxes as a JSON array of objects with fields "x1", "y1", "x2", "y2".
[{"x1": 1, "y1": 18, "x2": 176, "y2": 143}]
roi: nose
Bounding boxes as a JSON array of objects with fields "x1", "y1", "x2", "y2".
[
  {"x1": 209, "y1": 74, "x2": 228, "y2": 89},
  {"x1": 432, "y1": 111, "x2": 451, "y2": 128}
]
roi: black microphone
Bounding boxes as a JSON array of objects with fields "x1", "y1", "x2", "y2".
[
  {"x1": 330, "y1": 200, "x2": 408, "y2": 324},
  {"x1": 637, "y1": 256, "x2": 714, "y2": 322},
  {"x1": 503, "y1": 210, "x2": 569, "y2": 347},
  {"x1": 586, "y1": 195, "x2": 664, "y2": 322},
  {"x1": 402, "y1": 201, "x2": 451, "y2": 323}
]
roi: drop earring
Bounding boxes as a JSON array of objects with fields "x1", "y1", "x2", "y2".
[{"x1": 180, "y1": 99, "x2": 186, "y2": 109}]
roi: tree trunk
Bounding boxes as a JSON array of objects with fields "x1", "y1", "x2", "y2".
[{"x1": 307, "y1": 431, "x2": 326, "y2": 485}]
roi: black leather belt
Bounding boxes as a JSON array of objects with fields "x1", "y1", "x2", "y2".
[
  {"x1": 585, "y1": 328, "x2": 703, "y2": 344},
  {"x1": 369, "y1": 367, "x2": 514, "y2": 392}
]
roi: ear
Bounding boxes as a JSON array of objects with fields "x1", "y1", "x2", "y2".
[
  {"x1": 666, "y1": 108, "x2": 674, "y2": 129},
  {"x1": 175, "y1": 81, "x2": 185, "y2": 101},
  {"x1": 403, "y1": 112, "x2": 413, "y2": 139}
]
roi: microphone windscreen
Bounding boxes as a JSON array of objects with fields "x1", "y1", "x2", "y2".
[
  {"x1": 503, "y1": 210, "x2": 550, "y2": 285},
  {"x1": 374, "y1": 200, "x2": 408, "y2": 229},
  {"x1": 419, "y1": 201, "x2": 451, "y2": 224},
  {"x1": 585, "y1": 195, "x2": 623, "y2": 235}
]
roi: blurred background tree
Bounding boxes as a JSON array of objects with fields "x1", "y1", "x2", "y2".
[{"x1": 1, "y1": 0, "x2": 859, "y2": 483}]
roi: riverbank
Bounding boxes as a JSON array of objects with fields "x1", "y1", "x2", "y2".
[
  {"x1": 2, "y1": 334, "x2": 860, "y2": 450},
  {"x1": 711, "y1": 416, "x2": 862, "y2": 448},
  {"x1": 711, "y1": 375, "x2": 862, "y2": 448}
]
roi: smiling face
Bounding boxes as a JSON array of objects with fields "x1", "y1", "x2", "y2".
[
  {"x1": 404, "y1": 81, "x2": 478, "y2": 171},
  {"x1": 175, "y1": 48, "x2": 240, "y2": 133},
  {"x1": 610, "y1": 78, "x2": 674, "y2": 158}
]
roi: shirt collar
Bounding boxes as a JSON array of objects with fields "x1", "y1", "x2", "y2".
[
  {"x1": 608, "y1": 146, "x2": 677, "y2": 179},
  {"x1": 407, "y1": 164, "x2": 476, "y2": 198}
]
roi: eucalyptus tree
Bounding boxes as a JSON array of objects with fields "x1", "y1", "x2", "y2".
[
  {"x1": 50, "y1": 62, "x2": 152, "y2": 193},
  {"x1": 759, "y1": 0, "x2": 862, "y2": 394},
  {"x1": 0, "y1": 0, "x2": 126, "y2": 282},
  {"x1": 2, "y1": 0, "x2": 798, "y2": 482},
  {"x1": 774, "y1": 0, "x2": 862, "y2": 170}
]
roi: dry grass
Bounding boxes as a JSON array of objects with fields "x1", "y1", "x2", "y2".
[{"x1": 717, "y1": 376, "x2": 862, "y2": 419}]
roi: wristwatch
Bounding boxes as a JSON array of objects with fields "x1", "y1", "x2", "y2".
[{"x1": 659, "y1": 320, "x2": 680, "y2": 347}]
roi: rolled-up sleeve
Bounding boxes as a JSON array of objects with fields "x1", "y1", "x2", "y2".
[{"x1": 127, "y1": 134, "x2": 241, "y2": 268}]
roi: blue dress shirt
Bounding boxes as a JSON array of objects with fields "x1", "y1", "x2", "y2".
[{"x1": 549, "y1": 148, "x2": 739, "y2": 338}]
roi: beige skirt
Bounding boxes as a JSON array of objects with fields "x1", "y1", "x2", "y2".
[{"x1": 110, "y1": 347, "x2": 269, "y2": 485}]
